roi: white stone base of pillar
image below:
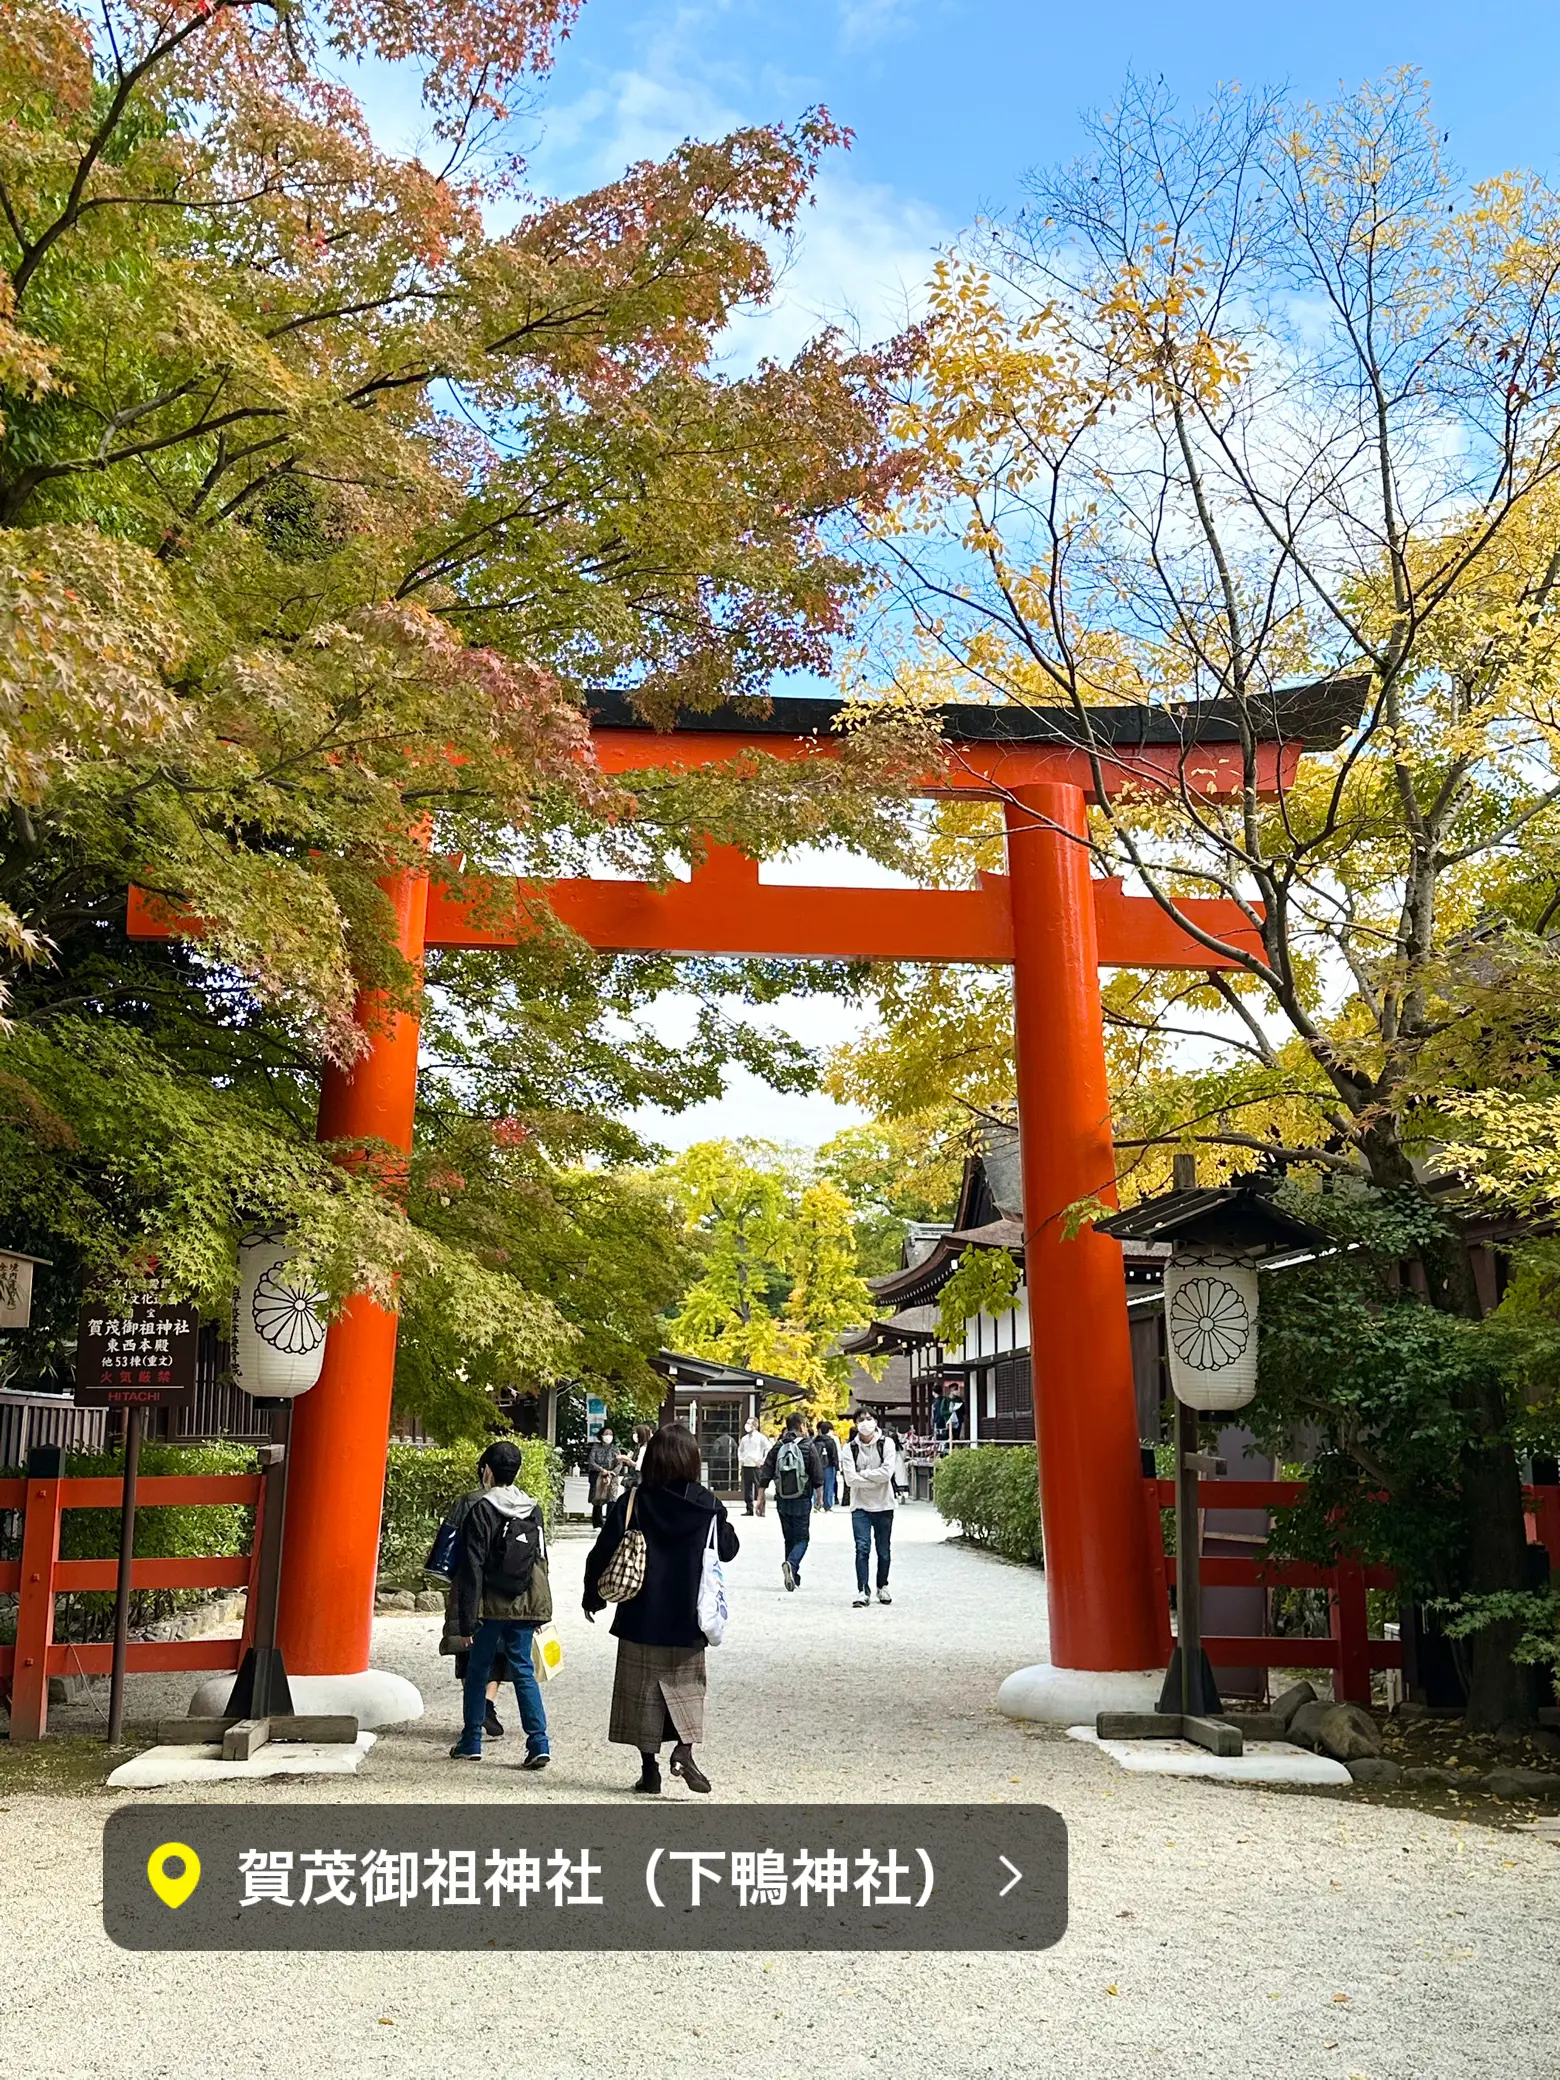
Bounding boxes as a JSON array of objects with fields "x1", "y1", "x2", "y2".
[
  {"x1": 187, "y1": 1668, "x2": 424, "y2": 1729},
  {"x1": 997, "y1": 1664, "x2": 1165, "y2": 1724}
]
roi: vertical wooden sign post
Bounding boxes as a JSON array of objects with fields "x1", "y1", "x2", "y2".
[
  {"x1": 106, "y1": 1405, "x2": 144, "y2": 1747},
  {"x1": 76, "y1": 1296, "x2": 199, "y2": 1745}
]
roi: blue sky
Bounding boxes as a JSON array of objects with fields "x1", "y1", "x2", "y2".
[
  {"x1": 378, "y1": 3, "x2": 1560, "y2": 1154},
  {"x1": 506, "y1": 0, "x2": 1560, "y2": 371}
]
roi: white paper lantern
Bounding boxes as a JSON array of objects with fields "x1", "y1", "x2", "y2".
[
  {"x1": 1163, "y1": 1250, "x2": 1260, "y2": 1410},
  {"x1": 233, "y1": 1232, "x2": 329, "y2": 1400}
]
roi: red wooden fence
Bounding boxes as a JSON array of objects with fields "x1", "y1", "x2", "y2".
[
  {"x1": 1, "y1": 1466, "x2": 266, "y2": 1742},
  {"x1": 1142, "y1": 1478, "x2": 1560, "y2": 1708}
]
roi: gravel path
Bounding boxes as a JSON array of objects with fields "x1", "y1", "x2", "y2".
[{"x1": 5, "y1": 1504, "x2": 1557, "y2": 2080}]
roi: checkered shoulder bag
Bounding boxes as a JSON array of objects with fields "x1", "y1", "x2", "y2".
[{"x1": 595, "y1": 1486, "x2": 647, "y2": 1603}]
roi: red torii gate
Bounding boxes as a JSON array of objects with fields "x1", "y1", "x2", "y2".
[{"x1": 129, "y1": 678, "x2": 1361, "y2": 1708}]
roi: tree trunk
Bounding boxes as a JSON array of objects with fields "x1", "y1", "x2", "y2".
[
  {"x1": 1458, "y1": 1411, "x2": 1536, "y2": 1731},
  {"x1": 1363, "y1": 1127, "x2": 1536, "y2": 1730},
  {"x1": 1429, "y1": 1221, "x2": 1536, "y2": 1731}
]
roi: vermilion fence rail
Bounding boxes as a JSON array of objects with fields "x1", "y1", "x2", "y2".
[
  {"x1": 1142, "y1": 1478, "x2": 1560, "y2": 1708},
  {"x1": 0, "y1": 1466, "x2": 265, "y2": 1742}
]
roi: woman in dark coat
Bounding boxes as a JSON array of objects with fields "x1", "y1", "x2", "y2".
[{"x1": 583, "y1": 1420, "x2": 739, "y2": 1795}]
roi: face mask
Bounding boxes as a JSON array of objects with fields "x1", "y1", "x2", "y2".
[{"x1": 857, "y1": 1420, "x2": 877, "y2": 1441}]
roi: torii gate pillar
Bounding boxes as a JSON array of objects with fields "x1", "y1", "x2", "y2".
[{"x1": 997, "y1": 782, "x2": 1163, "y2": 1718}]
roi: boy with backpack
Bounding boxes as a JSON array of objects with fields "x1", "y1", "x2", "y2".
[
  {"x1": 446, "y1": 1439, "x2": 553, "y2": 1766},
  {"x1": 760, "y1": 1412, "x2": 823, "y2": 1591}
]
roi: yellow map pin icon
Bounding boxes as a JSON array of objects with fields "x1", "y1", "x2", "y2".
[{"x1": 146, "y1": 1841, "x2": 201, "y2": 1909}]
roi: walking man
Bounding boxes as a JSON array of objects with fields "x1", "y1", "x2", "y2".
[
  {"x1": 816, "y1": 1420, "x2": 841, "y2": 1511},
  {"x1": 446, "y1": 1439, "x2": 553, "y2": 1765},
  {"x1": 738, "y1": 1415, "x2": 769, "y2": 1516},
  {"x1": 844, "y1": 1413, "x2": 901, "y2": 1607},
  {"x1": 761, "y1": 1412, "x2": 822, "y2": 1591}
]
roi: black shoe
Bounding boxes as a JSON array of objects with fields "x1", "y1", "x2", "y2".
[
  {"x1": 484, "y1": 1703, "x2": 505, "y2": 1738},
  {"x1": 520, "y1": 1751, "x2": 551, "y2": 1772},
  {"x1": 670, "y1": 1748, "x2": 712, "y2": 1794},
  {"x1": 449, "y1": 1743, "x2": 482, "y2": 1760},
  {"x1": 633, "y1": 1761, "x2": 662, "y2": 1795}
]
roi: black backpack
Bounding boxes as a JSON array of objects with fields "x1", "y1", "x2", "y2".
[{"x1": 484, "y1": 1506, "x2": 543, "y2": 1597}]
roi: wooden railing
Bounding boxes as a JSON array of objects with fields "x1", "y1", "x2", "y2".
[
  {"x1": 1, "y1": 1463, "x2": 265, "y2": 1742},
  {"x1": 1142, "y1": 1478, "x2": 1560, "y2": 1707}
]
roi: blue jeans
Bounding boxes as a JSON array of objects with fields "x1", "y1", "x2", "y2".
[
  {"x1": 852, "y1": 1508, "x2": 894, "y2": 1593},
  {"x1": 822, "y1": 1466, "x2": 838, "y2": 1510},
  {"x1": 777, "y1": 1498, "x2": 813, "y2": 1579},
  {"x1": 458, "y1": 1619, "x2": 549, "y2": 1757}
]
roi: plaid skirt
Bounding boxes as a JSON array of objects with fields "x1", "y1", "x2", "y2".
[{"x1": 608, "y1": 1640, "x2": 707, "y2": 1749}]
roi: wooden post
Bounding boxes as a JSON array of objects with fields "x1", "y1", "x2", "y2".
[
  {"x1": 1331, "y1": 1556, "x2": 1372, "y2": 1706},
  {"x1": 278, "y1": 863, "x2": 427, "y2": 1677},
  {"x1": 106, "y1": 1406, "x2": 144, "y2": 1746},
  {"x1": 10, "y1": 1445, "x2": 66, "y2": 1744},
  {"x1": 1176, "y1": 1400, "x2": 1201, "y2": 1714},
  {"x1": 1004, "y1": 782, "x2": 1160, "y2": 1672}
]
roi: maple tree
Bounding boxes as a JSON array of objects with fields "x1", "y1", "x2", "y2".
[
  {"x1": 848, "y1": 70, "x2": 1560, "y2": 1724},
  {"x1": 0, "y1": 0, "x2": 920, "y2": 1425}
]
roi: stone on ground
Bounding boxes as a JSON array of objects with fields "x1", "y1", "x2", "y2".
[
  {"x1": 1484, "y1": 1766, "x2": 1560, "y2": 1800},
  {"x1": 1314, "y1": 1701, "x2": 1382, "y2": 1761},
  {"x1": 1346, "y1": 1757, "x2": 1402, "y2": 1784},
  {"x1": 1270, "y1": 1677, "x2": 1317, "y2": 1726},
  {"x1": 1285, "y1": 1697, "x2": 1331, "y2": 1748}
]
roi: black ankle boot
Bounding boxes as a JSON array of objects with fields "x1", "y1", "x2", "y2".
[
  {"x1": 669, "y1": 1743, "x2": 711, "y2": 1794},
  {"x1": 633, "y1": 1754, "x2": 662, "y2": 1794}
]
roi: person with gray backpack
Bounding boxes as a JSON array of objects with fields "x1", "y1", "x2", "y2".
[{"x1": 760, "y1": 1412, "x2": 823, "y2": 1591}]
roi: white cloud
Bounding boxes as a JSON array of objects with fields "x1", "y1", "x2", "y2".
[
  {"x1": 523, "y1": 21, "x2": 948, "y2": 371},
  {"x1": 720, "y1": 169, "x2": 944, "y2": 369},
  {"x1": 837, "y1": 0, "x2": 916, "y2": 54}
]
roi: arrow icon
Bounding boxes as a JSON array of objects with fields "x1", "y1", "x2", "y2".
[{"x1": 998, "y1": 1855, "x2": 1023, "y2": 1898}]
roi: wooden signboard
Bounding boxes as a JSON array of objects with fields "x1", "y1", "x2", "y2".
[{"x1": 76, "y1": 1299, "x2": 199, "y2": 1408}]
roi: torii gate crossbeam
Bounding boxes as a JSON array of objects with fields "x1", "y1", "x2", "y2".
[{"x1": 127, "y1": 677, "x2": 1363, "y2": 1714}]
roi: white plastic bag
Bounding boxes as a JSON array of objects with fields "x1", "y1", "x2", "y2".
[
  {"x1": 696, "y1": 1515, "x2": 729, "y2": 1646},
  {"x1": 530, "y1": 1623, "x2": 564, "y2": 1683}
]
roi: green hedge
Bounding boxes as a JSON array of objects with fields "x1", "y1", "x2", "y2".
[
  {"x1": 379, "y1": 1438, "x2": 561, "y2": 1580},
  {"x1": 9, "y1": 1440, "x2": 256, "y2": 1642},
  {"x1": 0, "y1": 1435, "x2": 562, "y2": 1641},
  {"x1": 933, "y1": 1445, "x2": 1044, "y2": 1565}
]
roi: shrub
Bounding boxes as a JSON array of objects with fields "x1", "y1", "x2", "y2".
[
  {"x1": 0, "y1": 1435, "x2": 562, "y2": 1638},
  {"x1": 933, "y1": 1445, "x2": 1043, "y2": 1565},
  {"x1": 36, "y1": 1440, "x2": 256, "y2": 1642},
  {"x1": 379, "y1": 1437, "x2": 561, "y2": 1580}
]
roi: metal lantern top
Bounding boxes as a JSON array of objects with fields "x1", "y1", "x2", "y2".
[
  {"x1": 1096, "y1": 1171, "x2": 1329, "y2": 1414},
  {"x1": 1093, "y1": 1170, "x2": 1330, "y2": 1261}
]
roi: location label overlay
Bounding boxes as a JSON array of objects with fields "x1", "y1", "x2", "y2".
[{"x1": 105, "y1": 1804, "x2": 1068, "y2": 1952}]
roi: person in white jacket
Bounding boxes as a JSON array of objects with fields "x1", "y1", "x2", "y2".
[
  {"x1": 737, "y1": 1416, "x2": 770, "y2": 1517},
  {"x1": 844, "y1": 1413, "x2": 902, "y2": 1607}
]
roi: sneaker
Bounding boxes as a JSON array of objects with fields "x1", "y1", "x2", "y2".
[
  {"x1": 448, "y1": 1743, "x2": 482, "y2": 1761},
  {"x1": 853, "y1": 1593, "x2": 871, "y2": 1607},
  {"x1": 484, "y1": 1703, "x2": 505, "y2": 1738},
  {"x1": 877, "y1": 1588, "x2": 893, "y2": 1605},
  {"x1": 521, "y1": 1751, "x2": 551, "y2": 1772},
  {"x1": 782, "y1": 1560, "x2": 796, "y2": 1592}
]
